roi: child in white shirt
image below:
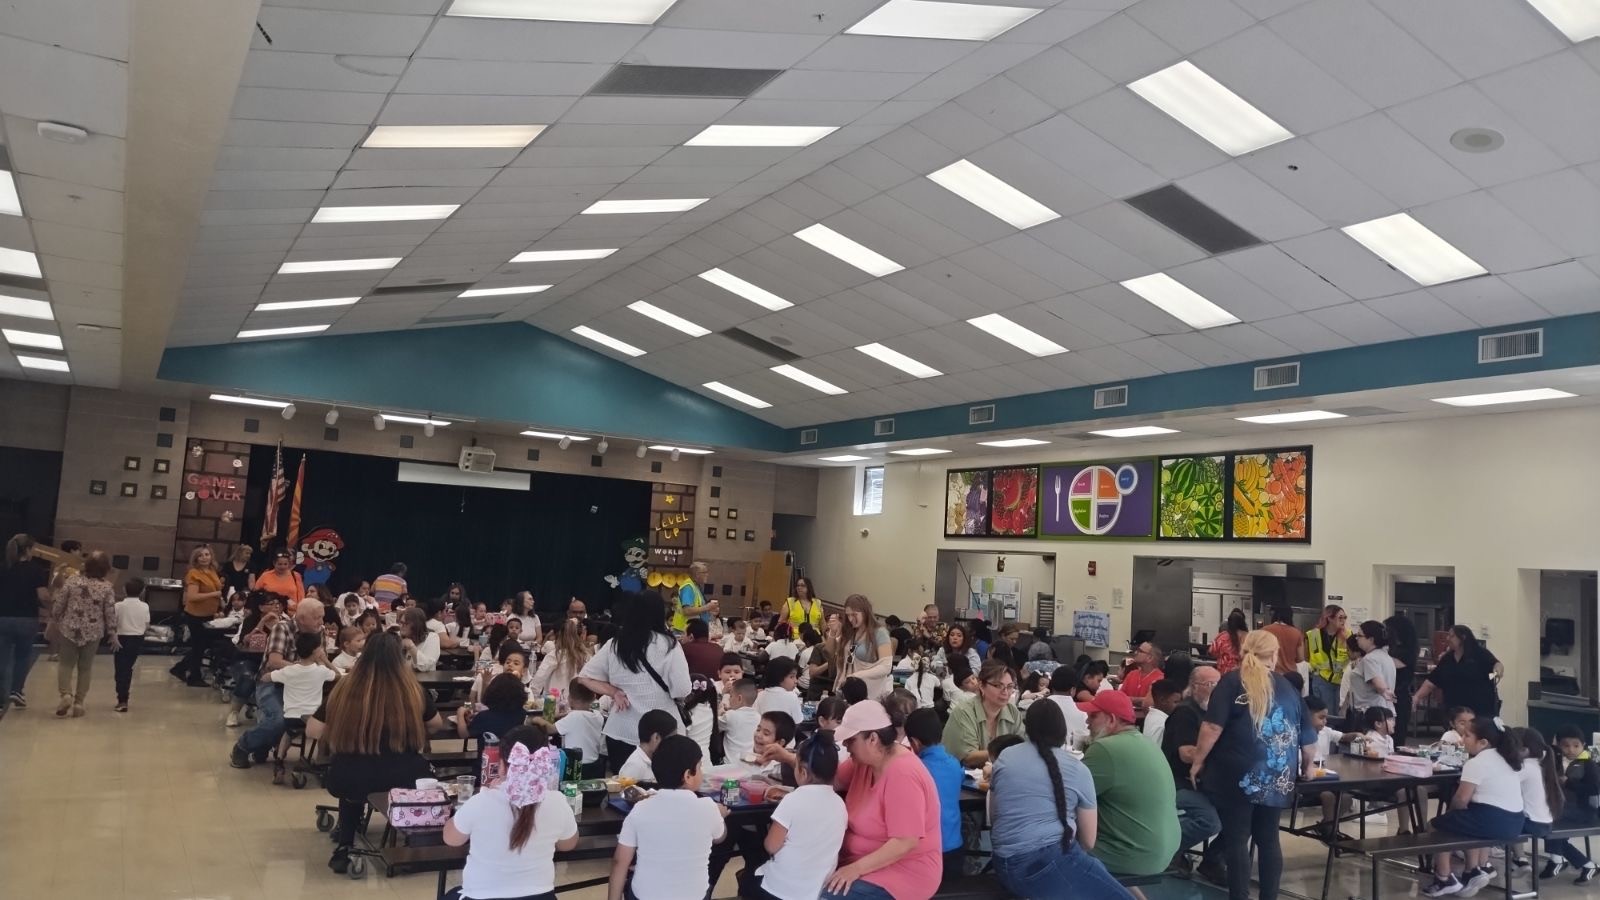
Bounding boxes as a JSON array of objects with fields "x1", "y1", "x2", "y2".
[
  {"x1": 610, "y1": 735, "x2": 727, "y2": 900},
  {"x1": 1423, "y1": 718, "x2": 1526, "y2": 896},
  {"x1": 330, "y1": 626, "x2": 365, "y2": 673},
  {"x1": 682, "y1": 675, "x2": 718, "y2": 763},
  {"x1": 721, "y1": 679, "x2": 760, "y2": 763},
  {"x1": 721, "y1": 620, "x2": 756, "y2": 655},
  {"x1": 1439, "y1": 706, "x2": 1476, "y2": 747},
  {"x1": 556, "y1": 680, "x2": 606, "y2": 779},
  {"x1": 112, "y1": 577, "x2": 151, "y2": 712},
  {"x1": 618, "y1": 709, "x2": 679, "y2": 783},
  {"x1": 269, "y1": 632, "x2": 338, "y2": 766},
  {"x1": 754, "y1": 658, "x2": 804, "y2": 723},
  {"x1": 1143, "y1": 679, "x2": 1182, "y2": 747},
  {"x1": 1361, "y1": 706, "x2": 1396, "y2": 758},
  {"x1": 755, "y1": 734, "x2": 848, "y2": 900}
]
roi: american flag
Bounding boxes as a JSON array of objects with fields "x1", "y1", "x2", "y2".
[
  {"x1": 286, "y1": 455, "x2": 307, "y2": 548},
  {"x1": 259, "y1": 441, "x2": 287, "y2": 549}
]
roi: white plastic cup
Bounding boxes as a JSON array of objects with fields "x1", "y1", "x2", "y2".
[{"x1": 416, "y1": 778, "x2": 440, "y2": 791}]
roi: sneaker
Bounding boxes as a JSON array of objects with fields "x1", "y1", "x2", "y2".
[
  {"x1": 1512, "y1": 856, "x2": 1530, "y2": 870},
  {"x1": 1458, "y1": 866, "x2": 1492, "y2": 897},
  {"x1": 1542, "y1": 859, "x2": 1568, "y2": 880},
  {"x1": 114, "y1": 703, "x2": 128, "y2": 713},
  {"x1": 55, "y1": 695, "x2": 72, "y2": 717},
  {"x1": 10, "y1": 690, "x2": 26, "y2": 708},
  {"x1": 225, "y1": 711, "x2": 239, "y2": 727},
  {"x1": 329, "y1": 846, "x2": 351, "y2": 874},
  {"x1": 1576, "y1": 863, "x2": 1597, "y2": 884},
  {"x1": 229, "y1": 745, "x2": 252, "y2": 769},
  {"x1": 1422, "y1": 875, "x2": 1463, "y2": 897},
  {"x1": 1196, "y1": 859, "x2": 1227, "y2": 886},
  {"x1": 70, "y1": 702, "x2": 85, "y2": 718}
]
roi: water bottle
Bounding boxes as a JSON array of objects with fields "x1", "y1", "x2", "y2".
[
  {"x1": 562, "y1": 782, "x2": 583, "y2": 816},
  {"x1": 481, "y1": 733, "x2": 503, "y2": 787},
  {"x1": 722, "y1": 778, "x2": 741, "y2": 806}
]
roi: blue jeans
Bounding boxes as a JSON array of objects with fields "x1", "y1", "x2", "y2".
[
  {"x1": 229, "y1": 659, "x2": 257, "y2": 703},
  {"x1": 994, "y1": 842, "x2": 1136, "y2": 900},
  {"x1": 820, "y1": 878, "x2": 896, "y2": 900},
  {"x1": 1177, "y1": 787, "x2": 1223, "y2": 859},
  {"x1": 237, "y1": 681, "x2": 284, "y2": 756},
  {"x1": 0, "y1": 616, "x2": 38, "y2": 709}
]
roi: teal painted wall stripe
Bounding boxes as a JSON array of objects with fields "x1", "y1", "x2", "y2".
[
  {"x1": 158, "y1": 323, "x2": 790, "y2": 451},
  {"x1": 791, "y1": 313, "x2": 1600, "y2": 451}
]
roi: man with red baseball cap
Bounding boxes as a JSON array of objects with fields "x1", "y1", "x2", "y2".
[{"x1": 1079, "y1": 689, "x2": 1180, "y2": 879}]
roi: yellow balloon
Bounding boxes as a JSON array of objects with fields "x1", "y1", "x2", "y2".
[
  {"x1": 661, "y1": 573, "x2": 680, "y2": 589},
  {"x1": 646, "y1": 572, "x2": 663, "y2": 588}
]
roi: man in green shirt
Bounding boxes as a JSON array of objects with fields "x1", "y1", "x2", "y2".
[{"x1": 1079, "y1": 690, "x2": 1181, "y2": 876}]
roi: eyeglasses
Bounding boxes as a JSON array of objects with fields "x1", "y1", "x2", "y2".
[{"x1": 984, "y1": 681, "x2": 1017, "y2": 694}]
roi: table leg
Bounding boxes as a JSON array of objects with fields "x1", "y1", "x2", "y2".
[
  {"x1": 436, "y1": 868, "x2": 447, "y2": 900},
  {"x1": 1321, "y1": 786, "x2": 1341, "y2": 900}
]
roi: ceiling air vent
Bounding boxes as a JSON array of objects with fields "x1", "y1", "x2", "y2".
[
  {"x1": 1478, "y1": 329, "x2": 1542, "y2": 363},
  {"x1": 590, "y1": 64, "x2": 783, "y2": 98},
  {"x1": 720, "y1": 327, "x2": 801, "y2": 363},
  {"x1": 1094, "y1": 385, "x2": 1129, "y2": 410},
  {"x1": 799, "y1": 428, "x2": 818, "y2": 446},
  {"x1": 969, "y1": 404, "x2": 995, "y2": 426},
  {"x1": 874, "y1": 417, "x2": 895, "y2": 437},
  {"x1": 1254, "y1": 362, "x2": 1301, "y2": 391}
]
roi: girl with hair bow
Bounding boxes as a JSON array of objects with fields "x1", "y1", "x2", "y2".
[{"x1": 445, "y1": 724, "x2": 582, "y2": 900}]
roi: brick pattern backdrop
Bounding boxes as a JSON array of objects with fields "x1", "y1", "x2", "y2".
[{"x1": 173, "y1": 439, "x2": 250, "y2": 578}]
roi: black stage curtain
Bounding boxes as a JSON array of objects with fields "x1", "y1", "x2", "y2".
[
  {"x1": 0, "y1": 446, "x2": 62, "y2": 544},
  {"x1": 242, "y1": 446, "x2": 650, "y2": 616}
]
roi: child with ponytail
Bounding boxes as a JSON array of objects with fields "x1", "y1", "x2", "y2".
[
  {"x1": 1509, "y1": 727, "x2": 1560, "y2": 871},
  {"x1": 750, "y1": 734, "x2": 848, "y2": 900},
  {"x1": 1422, "y1": 717, "x2": 1526, "y2": 897}
]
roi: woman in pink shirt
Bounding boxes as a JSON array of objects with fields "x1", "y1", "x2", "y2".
[{"x1": 825, "y1": 699, "x2": 943, "y2": 900}]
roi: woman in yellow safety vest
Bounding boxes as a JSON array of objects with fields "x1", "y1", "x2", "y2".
[
  {"x1": 1305, "y1": 604, "x2": 1349, "y2": 710},
  {"x1": 784, "y1": 576, "x2": 824, "y2": 631}
]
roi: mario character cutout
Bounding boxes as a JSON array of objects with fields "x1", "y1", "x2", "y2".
[
  {"x1": 604, "y1": 537, "x2": 649, "y2": 593},
  {"x1": 296, "y1": 526, "x2": 344, "y2": 590}
]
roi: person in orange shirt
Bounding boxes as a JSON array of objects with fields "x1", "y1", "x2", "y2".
[
  {"x1": 255, "y1": 550, "x2": 306, "y2": 612},
  {"x1": 171, "y1": 545, "x2": 224, "y2": 686},
  {"x1": 1261, "y1": 606, "x2": 1306, "y2": 677}
]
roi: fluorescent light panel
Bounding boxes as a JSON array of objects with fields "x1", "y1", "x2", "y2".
[
  {"x1": 16, "y1": 354, "x2": 68, "y2": 372},
  {"x1": 254, "y1": 297, "x2": 361, "y2": 312},
  {"x1": 819, "y1": 455, "x2": 870, "y2": 462},
  {"x1": 0, "y1": 171, "x2": 20, "y2": 216},
  {"x1": 381, "y1": 414, "x2": 451, "y2": 426},
  {"x1": 927, "y1": 160, "x2": 1059, "y2": 229},
  {"x1": 581, "y1": 198, "x2": 706, "y2": 215},
  {"x1": 977, "y1": 438, "x2": 1050, "y2": 447},
  {"x1": 855, "y1": 343, "x2": 942, "y2": 379},
  {"x1": 698, "y1": 268, "x2": 793, "y2": 311},
  {"x1": 685, "y1": 125, "x2": 838, "y2": 147},
  {"x1": 2, "y1": 329, "x2": 62, "y2": 350},
  {"x1": 1120, "y1": 273, "x2": 1239, "y2": 329},
  {"x1": 1524, "y1": 0, "x2": 1600, "y2": 41},
  {"x1": 1236, "y1": 410, "x2": 1347, "y2": 425},
  {"x1": 363, "y1": 125, "x2": 545, "y2": 149},
  {"x1": 511, "y1": 248, "x2": 616, "y2": 263},
  {"x1": 521, "y1": 430, "x2": 590, "y2": 441},
  {"x1": 1090, "y1": 426, "x2": 1181, "y2": 438},
  {"x1": 445, "y1": 0, "x2": 678, "y2": 25},
  {"x1": 794, "y1": 224, "x2": 903, "y2": 276},
  {"x1": 847, "y1": 0, "x2": 1042, "y2": 40},
  {"x1": 0, "y1": 294, "x2": 53, "y2": 320},
  {"x1": 967, "y1": 313, "x2": 1066, "y2": 357},
  {"x1": 459, "y1": 285, "x2": 551, "y2": 298},
  {"x1": 1128, "y1": 61, "x2": 1293, "y2": 156},
  {"x1": 628, "y1": 301, "x2": 709, "y2": 337},
  {"x1": 311, "y1": 204, "x2": 459, "y2": 224},
  {"x1": 209, "y1": 394, "x2": 290, "y2": 409},
  {"x1": 703, "y1": 381, "x2": 772, "y2": 409},
  {"x1": 771, "y1": 364, "x2": 846, "y2": 395},
  {"x1": 1432, "y1": 388, "x2": 1577, "y2": 407},
  {"x1": 1341, "y1": 213, "x2": 1487, "y2": 286},
  {"x1": 0, "y1": 247, "x2": 42, "y2": 279},
  {"x1": 237, "y1": 324, "x2": 331, "y2": 339},
  {"x1": 890, "y1": 447, "x2": 952, "y2": 456},
  {"x1": 648, "y1": 445, "x2": 714, "y2": 455},
  {"x1": 570, "y1": 324, "x2": 644, "y2": 357},
  {"x1": 277, "y1": 258, "x2": 400, "y2": 275}
]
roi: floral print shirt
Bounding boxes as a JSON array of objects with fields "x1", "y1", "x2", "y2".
[
  {"x1": 1202, "y1": 670, "x2": 1317, "y2": 808},
  {"x1": 52, "y1": 574, "x2": 116, "y2": 647}
]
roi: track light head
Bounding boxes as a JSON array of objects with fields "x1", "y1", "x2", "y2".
[
  {"x1": 373, "y1": 414, "x2": 386, "y2": 431},
  {"x1": 558, "y1": 436, "x2": 572, "y2": 450},
  {"x1": 636, "y1": 444, "x2": 648, "y2": 459},
  {"x1": 281, "y1": 403, "x2": 296, "y2": 420},
  {"x1": 324, "y1": 408, "x2": 339, "y2": 426},
  {"x1": 670, "y1": 448, "x2": 680, "y2": 462},
  {"x1": 596, "y1": 438, "x2": 608, "y2": 455},
  {"x1": 424, "y1": 422, "x2": 435, "y2": 438}
]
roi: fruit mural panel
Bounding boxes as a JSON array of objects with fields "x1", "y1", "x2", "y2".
[
  {"x1": 1230, "y1": 448, "x2": 1311, "y2": 541},
  {"x1": 987, "y1": 466, "x2": 1040, "y2": 537},
  {"x1": 1158, "y1": 455, "x2": 1227, "y2": 540},
  {"x1": 945, "y1": 469, "x2": 990, "y2": 537}
]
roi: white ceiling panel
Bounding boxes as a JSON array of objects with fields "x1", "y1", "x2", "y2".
[
  {"x1": 241, "y1": 50, "x2": 404, "y2": 93},
  {"x1": 1475, "y1": 51, "x2": 1600, "y2": 170},
  {"x1": 253, "y1": 7, "x2": 431, "y2": 56},
  {"x1": 1071, "y1": 202, "x2": 1207, "y2": 272},
  {"x1": 1387, "y1": 84, "x2": 1566, "y2": 190},
  {"x1": 1124, "y1": 0, "x2": 1255, "y2": 54},
  {"x1": 1237, "y1": 139, "x2": 1398, "y2": 227},
  {"x1": 232, "y1": 86, "x2": 386, "y2": 125},
  {"x1": 1192, "y1": 25, "x2": 1371, "y2": 137},
  {"x1": 660, "y1": 0, "x2": 878, "y2": 33},
  {"x1": 1014, "y1": 113, "x2": 1164, "y2": 199},
  {"x1": 1062, "y1": 13, "x2": 1181, "y2": 85},
  {"x1": 378, "y1": 94, "x2": 578, "y2": 126},
  {"x1": 1359, "y1": 290, "x2": 1477, "y2": 337},
  {"x1": 1002, "y1": 47, "x2": 1115, "y2": 112},
  {"x1": 985, "y1": 233, "x2": 1107, "y2": 293},
  {"x1": 1253, "y1": 313, "x2": 1355, "y2": 353},
  {"x1": 1427, "y1": 276, "x2": 1550, "y2": 328},
  {"x1": 796, "y1": 36, "x2": 977, "y2": 74},
  {"x1": 1176, "y1": 163, "x2": 1324, "y2": 242},
  {"x1": 1369, "y1": 0, "x2": 1566, "y2": 81},
  {"x1": 0, "y1": 37, "x2": 128, "y2": 138},
  {"x1": 1490, "y1": 169, "x2": 1600, "y2": 261},
  {"x1": 395, "y1": 59, "x2": 608, "y2": 96},
  {"x1": 210, "y1": 171, "x2": 335, "y2": 191},
  {"x1": 1276, "y1": 228, "x2": 1418, "y2": 300},
  {"x1": 415, "y1": 19, "x2": 648, "y2": 63},
  {"x1": 1502, "y1": 261, "x2": 1600, "y2": 318},
  {"x1": 1308, "y1": 112, "x2": 1476, "y2": 210},
  {"x1": 331, "y1": 169, "x2": 499, "y2": 189},
  {"x1": 1163, "y1": 257, "x2": 1297, "y2": 322},
  {"x1": 1267, "y1": 0, "x2": 1460, "y2": 108},
  {"x1": 1304, "y1": 302, "x2": 1410, "y2": 343},
  {"x1": 1028, "y1": 217, "x2": 1151, "y2": 283},
  {"x1": 223, "y1": 119, "x2": 368, "y2": 149},
  {"x1": 1413, "y1": 190, "x2": 1568, "y2": 275},
  {"x1": 1202, "y1": 322, "x2": 1299, "y2": 360},
  {"x1": 1068, "y1": 88, "x2": 1229, "y2": 180},
  {"x1": 1220, "y1": 244, "x2": 1352, "y2": 312},
  {"x1": 625, "y1": 28, "x2": 830, "y2": 69},
  {"x1": 757, "y1": 69, "x2": 925, "y2": 102}
]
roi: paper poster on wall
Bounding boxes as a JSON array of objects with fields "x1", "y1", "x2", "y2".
[
  {"x1": 987, "y1": 466, "x2": 1039, "y2": 537},
  {"x1": 1040, "y1": 459, "x2": 1156, "y2": 539},
  {"x1": 967, "y1": 575, "x2": 1021, "y2": 619},
  {"x1": 945, "y1": 469, "x2": 990, "y2": 537},
  {"x1": 1072, "y1": 610, "x2": 1111, "y2": 648},
  {"x1": 1230, "y1": 447, "x2": 1311, "y2": 541},
  {"x1": 1158, "y1": 455, "x2": 1226, "y2": 540}
]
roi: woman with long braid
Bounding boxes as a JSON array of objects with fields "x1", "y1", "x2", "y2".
[{"x1": 989, "y1": 699, "x2": 1133, "y2": 899}]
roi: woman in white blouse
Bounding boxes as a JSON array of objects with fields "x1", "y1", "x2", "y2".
[
  {"x1": 399, "y1": 607, "x2": 440, "y2": 672},
  {"x1": 576, "y1": 591, "x2": 691, "y2": 771}
]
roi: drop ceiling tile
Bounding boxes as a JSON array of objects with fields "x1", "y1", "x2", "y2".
[
  {"x1": 1220, "y1": 244, "x2": 1351, "y2": 312},
  {"x1": 1071, "y1": 202, "x2": 1208, "y2": 272},
  {"x1": 870, "y1": 126, "x2": 960, "y2": 175},
  {"x1": 1014, "y1": 114, "x2": 1165, "y2": 199},
  {"x1": 755, "y1": 68, "x2": 925, "y2": 102},
  {"x1": 1278, "y1": 229, "x2": 1418, "y2": 299},
  {"x1": 832, "y1": 147, "x2": 919, "y2": 192},
  {"x1": 1002, "y1": 47, "x2": 1115, "y2": 112},
  {"x1": 241, "y1": 50, "x2": 404, "y2": 93},
  {"x1": 1357, "y1": 290, "x2": 1478, "y2": 336},
  {"x1": 0, "y1": 0, "x2": 128, "y2": 59},
  {"x1": 210, "y1": 170, "x2": 336, "y2": 191},
  {"x1": 1053, "y1": 344, "x2": 1159, "y2": 383},
  {"x1": 232, "y1": 86, "x2": 386, "y2": 125},
  {"x1": 254, "y1": 6, "x2": 431, "y2": 55},
  {"x1": 393, "y1": 59, "x2": 607, "y2": 96},
  {"x1": 1252, "y1": 313, "x2": 1355, "y2": 352},
  {"x1": 222, "y1": 119, "x2": 367, "y2": 150},
  {"x1": 15, "y1": 175, "x2": 123, "y2": 231},
  {"x1": 995, "y1": 5, "x2": 1116, "y2": 45},
  {"x1": 1237, "y1": 138, "x2": 1400, "y2": 226},
  {"x1": 797, "y1": 35, "x2": 976, "y2": 74},
  {"x1": 1304, "y1": 302, "x2": 1411, "y2": 342},
  {"x1": 911, "y1": 103, "x2": 1007, "y2": 159},
  {"x1": 965, "y1": 139, "x2": 1112, "y2": 219},
  {"x1": 416, "y1": 18, "x2": 647, "y2": 63},
  {"x1": 1427, "y1": 276, "x2": 1548, "y2": 328},
  {"x1": 1387, "y1": 84, "x2": 1566, "y2": 190},
  {"x1": 985, "y1": 234, "x2": 1107, "y2": 293},
  {"x1": 1369, "y1": 0, "x2": 1566, "y2": 81},
  {"x1": 39, "y1": 256, "x2": 120, "y2": 291},
  {"x1": 535, "y1": 123, "x2": 704, "y2": 147},
  {"x1": 852, "y1": 280, "x2": 960, "y2": 328},
  {"x1": 1163, "y1": 257, "x2": 1296, "y2": 322},
  {"x1": 379, "y1": 94, "x2": 578, "y2": 126},
  {"x1": 852, "y1": 193, "x2": 980, "y2": 259},
  {"x1": 720, "y1": 99, "x2": 881, "y2": 126},
  {"x1": 1157, "y1": 332, "x2": 1249, "y2": 367},
  {"x1": 1029, "y1": 218, "x2": 1151, "y2": 283},
  {"x1": 559, "y1": 96, "x2": 737, "y2": 126},
  {"x1": 1502, "y1": 260, "x2": 1600, "y2": 317},
  {"x1": 1125, "y1": 0, "x2": 1256, "y2": 53},
  {"x1": 770, "y1": 183, "x2": 845, "y2": 222},
  {"x1": 1175, "y1": 163, "x2": 1324, "y2": 242},
  {"x1": 624, "y1": 27, "x2": 829, "y2": 68},
  {"x1": 877, "y1": 271, "x2": 989, "y2": 323},
  {"x1": 854, "y1": 100, "x2": 945, "y2": 127},
  {"x1": 1267, "y1": 0, "x2": 1460, "y2": 108},
  {"x1": 800, "y1": 165, "x2": 879, "y2": 207},
  {"x1": 1413, "y1": 190, "x2": 1567, "y2": 275},
  {"x1": 1062, "y1": 13, "x2": 1182, "y2": 84},
  {"x1": 894, "y1": 42, "x2": 1046, "y2": 102},
  {"x1": 1201, "y1": 322, "x2": 1300, "y2": 360},
  {"x1": 1192, "y1": 25, "x2": 1372, "y2": 137},
  {"x1": 1309, "y1": 112, "x2": 1476, "y2": 210},
  {"x1": 946, "y1": 247, "x2": 1065, "y2": 304},
  {"x1": 730, "y1": 245, "x2": 851, "y2": 300},
  {"x1": 0, "y1": 37, "x2": 128, "y2": 137},
  {"x1": 1120, "y1": 336, "x2": 1206, "y2": 373},
  {"x1": 1068, "y1": 89, "x2": 1230, "y2": 180},
  {"x1": 1476, "y1": 52, "x2": 1600, "y2": 169},
  {"x1": 1490, "y1": 168, "x2": 1600, "y2": 261},
  {"x1": 489, "y1": 166, "x2": 642, "y2": 187},
  {"x1": 1076, "y1": 282, "x2": 1191, "y2": 335},
  {"x1": 331, "y1": 169, "x2": 499, "y2": 189},
  {"x1": 200, "y1": 207, "x2": 316, "y2": 226}
]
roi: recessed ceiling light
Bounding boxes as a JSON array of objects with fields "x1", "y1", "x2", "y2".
[
  {"x1": 698, "y1": 268, "x2": 793, "y2": 311},
  {"x1": 236, "y1": 324, "x2": 331, "y2": 339},
  {"x1": 1340, "y1": 213, "x2": 1487, "y2": 286},
  {"x1": 570, "y1": 325, "x2": 645, "y2": 357},
  {"x1": 819, "y1": 454, "x2": 871, "y2": 462},
  {"x1": 966, "y1": 313, "x2": 1067, "y2": 357},
  {"x1": 0, "y1": 171, "x2": 20, "y2": 216},
  {"x1": 1431, "y1": 388, "x2": 1578, "y2": 407},
  {"x1": 445, "y1": 0, "x2": 678, "y2": 25},
  {"x1": 977, "y1": 437, "x2": 1050, "y2": 447},
  {"x1": 363, "y1": 125, "x2": 545, "y2": 149},
  {"x1": 311, "y1": 204, "x2": 459, "y2": 224},
  {"x1": 0, "y1": 247, "x2": 42, "y2": 279},
  {"x1": 685, "y1": 125, "x2": 838, "y2": 147},
  {"x1": 648, "y1": 445, "x2": 714, "y2": 455},
  {"x1": 511, "y1": 248, "x2": 616, "y2": 263},
  {"x1": 458, "y1": 285, "x2": 552, "y2": 298},
  {"x1": 0, "y1": 294, "x2": 53, "y2": 320},
  {"x1": 1120, "y1": 273, "x2": 1240, "y2": 330},
  {"x1": 1524, "y1": 0, "x2": 1600, "y2": 41},
  {"x1": 629, "y1": 300, "x2": 710, "y2": 337},
  {"x1": 847, "y1": 0, "x2": 1042, "y2": 40},
  {"x1": 380, "y1": 414, "x2": 451, "y2": 426},
  {"x1": 254, "y1": 297, "x2": 361, "y2": 312},
  {"x1": 927, "y1": 159, "x2": 1059, "y2": 229},
  {"x1": 772, "y1": 364, "x2": 847, "y2": 395},
  {"x1": 855, "y1": 343, "x2": 943, "y2": 379},
  {"x1": 1089, "y1": 426, "x2": 1181, "y2": 438},
  {"x1": 16, "y1": 354, "x2": 68, "y2": 372},
  {"x1": 1236, "y1": 410, "x2": 1347, "y2": 424},
  {"x1": 703, "y1": 381, "x2": 772, "y2": 409},
  {"x1": 2, "y1": 329, "x2": 63, "y2": 350},
  {"x1": 208, "y1": 393, "x2": 290, "y2": 409},
  {"x1": 277, "y1": 258, "x2": 401, "y2": 275},
  {"x1": 1128, "y1": 61, "x2": 1293, "y2": 156},
  {"x1": 581, "y1": 198, "x2": 706, "y2": 215},
  {"x1": 794, "y1": 224, "x2": 903, "y2": 276},
  {"x1": 890, "y1": 447, "x2": 952, "y2": 456},
  {"x1": 521, "y1": 430, "x2": 590, "y2": 441}
]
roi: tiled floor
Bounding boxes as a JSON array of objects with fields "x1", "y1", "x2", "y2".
[{"x1": 4, "y1": 655, "x2": 1598, "y2": 900}]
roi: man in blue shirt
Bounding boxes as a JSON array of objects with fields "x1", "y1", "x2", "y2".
[{"x1": 906, "y1": 707, "x2": 967, "y2": 877}]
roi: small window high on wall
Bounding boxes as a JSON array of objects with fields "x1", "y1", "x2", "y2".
[{"x1": 855, "y1": 465, "x2": 884, "y2": 516}]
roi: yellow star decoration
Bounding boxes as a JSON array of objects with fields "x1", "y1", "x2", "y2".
[{"x1": 663, "y1": 494, "x2": 676, "y2": 504}]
